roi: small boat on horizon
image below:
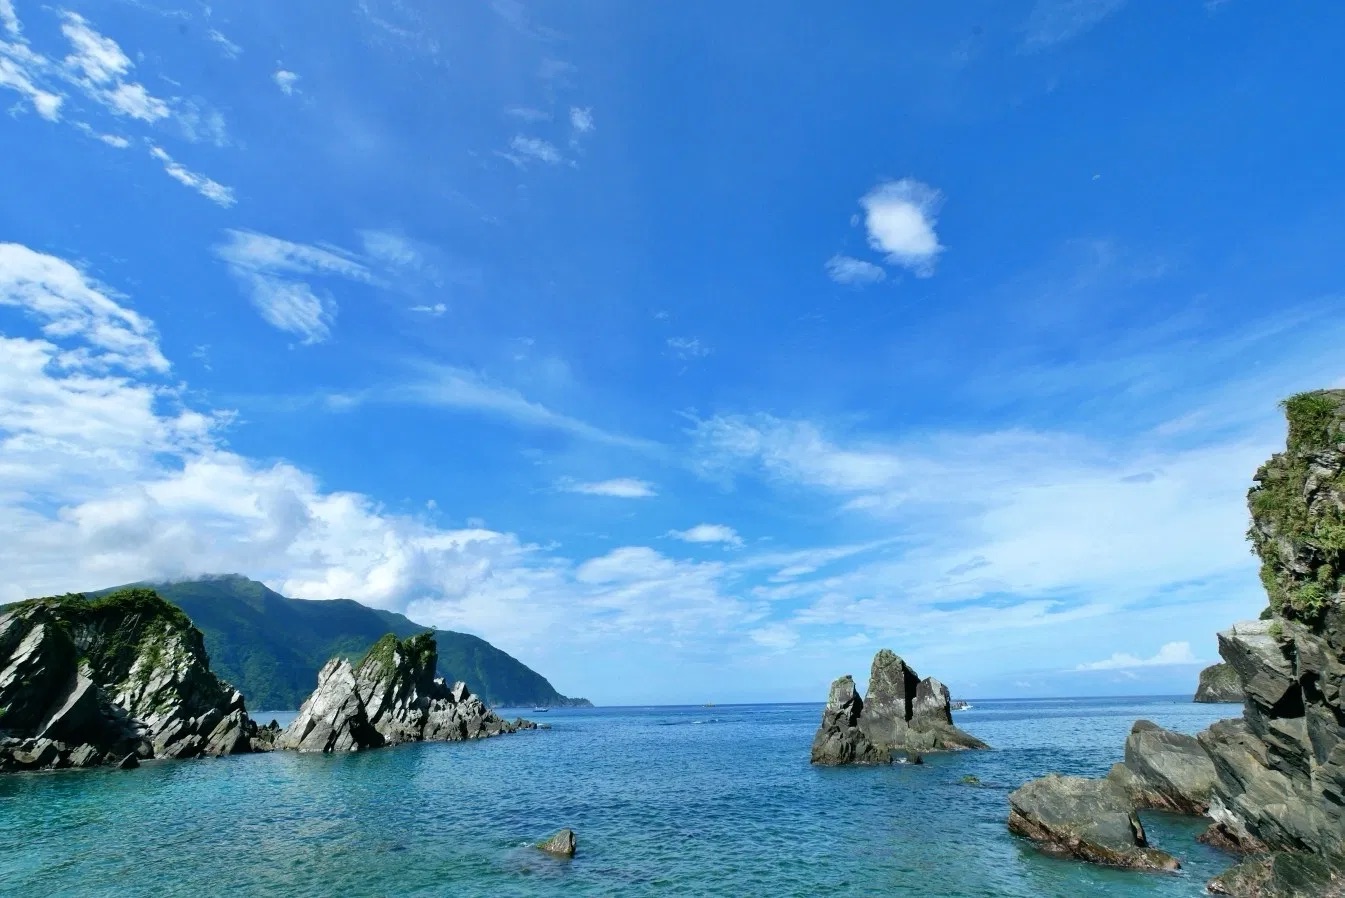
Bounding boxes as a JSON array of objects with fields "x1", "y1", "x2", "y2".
[{"x1": 532, "y1": 707, "x2": 549, "y2": 712}]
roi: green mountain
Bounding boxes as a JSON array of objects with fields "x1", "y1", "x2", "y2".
[{"x1": 89, "y1": 575, "x2": 591, "y2": 711}]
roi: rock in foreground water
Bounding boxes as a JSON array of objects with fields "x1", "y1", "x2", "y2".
[
  {"x1": 810, "y1": 649, "x2": 986, "y2": 765},
  {"x1": 1106, "y1": 719, "x2": 1217, "y2": 815},
  {"x1": 538, "y1": 828, "x2": 577, "y2": 857},
  {"x1": 1008, "y1": 774, "x2": 1179, "y2": 872},
  {"x1": 277, "y1": 632, "x2": 527, "y2": 752}
]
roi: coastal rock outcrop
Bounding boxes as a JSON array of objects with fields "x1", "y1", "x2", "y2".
[
  {"x1": 1007, "y1": 774, "x2": 1179, "y2": 871},
  {"x1": 1195, "y1": 661, "x2": 1243, "y2": 703},
  {"x1": 1106, "y1": 720, "x2": 1217, "y2": 815},
  {"x1": 810, "y1": 649, "x2": 986, "y2": 765},
  {"x1": 538, "y1": 828, "x2": 577, "y2": 857},
  {"x1": 0, "y1": 589, "x2": 270, "y2": 772},
  {"x1": 277, "y1": 632, "x2": 526, "y2": 753}
]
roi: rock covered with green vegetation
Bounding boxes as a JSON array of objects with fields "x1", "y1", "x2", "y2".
[
  {"x1": 1194, "y1": 661, "x2": 1243, "y2": 703},
  {"x1": 1195, "y1": 391, "x2": 1345, "y2": 873},
  {"x1": 810, "y1": 649, "x2": 986, "y2": 765},
  {"x1": 100, "y1": 575, "x2": 591, "y2": 710},
  {"x1": 276, "y1": 632, "x2": 529, "y2": 752},
  {"x1": 0, "y1": 589, "x2": 272, "y2": 772}
]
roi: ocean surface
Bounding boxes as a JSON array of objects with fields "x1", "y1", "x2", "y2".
[{"x1": 1, "y1": 697, "x2": 1243, "y2": 897}]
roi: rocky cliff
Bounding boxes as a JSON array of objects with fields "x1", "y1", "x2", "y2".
[
  {"x1": 811, "y1": 649, "x2": 986, "y2": 765},
  {"x1": 1195, "y1": 661, "x2": 1244, "y2": 703},
  {"x1": 277, "y1": 632, "x2": 529, "y2": 752},
  {"x1": 1193, "y1": 390, "x2": 1345, "y2": 890},
  {"x1": 0, "y1": 589, "x2": 271, "y2": 771}
]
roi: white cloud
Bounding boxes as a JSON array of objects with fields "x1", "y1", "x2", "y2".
[
  {"x1": 667, "y1": 337, "x2": 710, "y2": 359},
  {"x1": 749, "y1": 623, "x2": 799, "y2": 651},
  {"x1": 860, "y1": 179, "x2": 944, "y2": 276},
  {"x1": 1, "y1": 0, "x2": 19, "y2": 37},
  {"x1": 148, "y1": 146, "x2": 235, "y2": 207},
  {"x1": 826, "y1": 254, "x2": 886, "y2": 286},
  {"x1": 508, "y1": 135, "x2": 562, "y2": 165},
  {"x1": 0, "y1": 242, "x2": 168, "y2": 372},
  {"x1": 0, "y1": 56, "x2": 62, "y2": 120},
  {"x1": 214, "y1": 231, "x2": 377, "y2": 343},
  {"x1": 669, "y1": 524, "x2": 743, "y2": 547},
  {"x1": 1075, "y1": 641, "x2": 1199, "y2": 671},
  {"x1": 208, "y1": 29, "x2": 241, "y2": 59},
  {"x1": 505, "y1": 106, "x2": 549, "y2": 122},
  {"x1": 411, "y1": 303, "x2": 447, "y2": 316},
  {"x1": 569, "y1": 106, "x2": 593, "y2": 133},
  {"x1": 560, "y1": 478, "x2": 656, "y2": 499},
  {"x1": 273, "y1": 69, "x2": 299, "y2": 96},
  {"x1": 1023, "y1": 0, "x2": 1127, "y2": 50},
  {"x1": 60, "y1": 14, "x2": 169, "y2": 122}
]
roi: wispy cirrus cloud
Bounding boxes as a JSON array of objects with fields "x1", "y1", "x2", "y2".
[
  {"x1": 560, "y1": 478, "x2": 657, "y2": 499},
  {"x1": 1022, "y1": 0, "x2": 1127, "y2": 50},
  {"x1": 826, "y1": 254, "x2": 886, "y2": 286},
  {"x1": 149, "y1": 146, "x2": 235, "y2": 207},
  {"x1": 506, "y1": 134, "x2": 563, "y2": 166}
]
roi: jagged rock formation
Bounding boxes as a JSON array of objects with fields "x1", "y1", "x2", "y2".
[
  {"x1": 1008, "y1": 774, "x2": 1180, "y2": 871},
  {"x1": 1106, "y1": 720, "x2": 1217, "y2": 815},
  {"x1": 1195, "y1": 661, "x2": 1243, "y2": 703},
  {"x1": 810, "y1": 649, "x2": 986, "y2": 765},
  {"x1": 277, "y1": 632, "x2": 527, "y2": 752},
  {"x1": 1209, "y1": 851, "x2": 1345, "y2": 897},
  {"x1": 0, "y1": 589, "x2": 270, "y2": 772}
]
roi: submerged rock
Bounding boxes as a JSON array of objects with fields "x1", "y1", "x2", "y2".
[
  {"x1": 0, "y1": 589, "x2": 270, "y2": 772},
  {"x1": 810, "y1": 650, "x2": 986, "y2": 765},
  {"x1": 277, "y1": 632, "x2": 527, "y2": 753},
  {"x1": 1195, "y1": 661, "x2": 1243, "y2": 703},
  {"x1": 1007, "y1": 774, "x2": 1179, "y2": 872},
  {"x1": 538, "y1": 828, "x2": 577, "y2": 857},
  {"x1": 1106, "y1": 720, "x2": 1217, "y2": 815}
]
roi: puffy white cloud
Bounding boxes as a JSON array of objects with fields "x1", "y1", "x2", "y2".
[
  {"x1": 1075, "y1": 641, "x2": 1200, "y2": 671},
  {"x1": 826, "y1": 254, "x2": 886, "y2": 285},
  {"x1": 668, "y1": 523, "x2": 743, "y2": 547},
  {"x1": 273, "y1": 69, "x2": 299, "y2": 95},
  {"x1": 560, "y1": 478, "x2": 657, "y2": 498},
  {"x1": 860, "y1": 179, "x2": 944, "y2": 276},
  {"x1": 569, "y1": 106, "x2": 593, "y2": 133}
]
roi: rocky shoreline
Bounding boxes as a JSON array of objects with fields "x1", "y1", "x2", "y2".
[
  {"x1": 0, "y1": 589, "x2": 536, "y2": 773},
  {"x1": 1006, "y1": 390, "x2": 1345, "y2": 896}
]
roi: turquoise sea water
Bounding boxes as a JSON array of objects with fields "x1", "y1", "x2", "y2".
[{"x1": 1, "y1": 697, "x2": 1240, "y2": 897}]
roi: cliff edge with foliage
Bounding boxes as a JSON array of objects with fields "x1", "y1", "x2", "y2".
[
  {"x1": 1196, "y1": 391, "x2": 1345, "y2": 892},
  {"x1": 0, "y1": 589, "x2": 272, "y2": 771}
]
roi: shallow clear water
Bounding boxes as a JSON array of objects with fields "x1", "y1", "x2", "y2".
[{"x1": 0, "y1": 697, "x2": 1241, "y2": 897}]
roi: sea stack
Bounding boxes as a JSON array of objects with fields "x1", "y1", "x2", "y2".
[
  {"x1": 810, "y1": 649, "x2": 986, "y2": 765},
  {"x1": 277, "y1": 632, "x2": 526, "y2": 752},
  {"x1": 1192, "y1": 661, "x2": 1241, "y2": 703},
  {"x1": 0, "y1": 589, "x2": 271, "y2": 772}
]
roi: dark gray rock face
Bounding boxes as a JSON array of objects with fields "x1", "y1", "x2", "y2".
[
  {"x1": 538, "y1": 828, "x2": 577, "y2": 857},
  {"x1": 0, "y1": 590, "x2": 270, "y2": 772},
  {"x1": 810, "y1": 650, "x2": 986, "y2": 765},
  {"x1": 1208, "y1": 851, "x2": 1345, "y2": 897},
  {"x1": 1196, "y1": 661, "x2": 1244, "y2": 703},
  {"x1": 277, "y1": 632, "x2": 526, "y2": 753},
  {"x1": 1008, "y1": 774, "x2": 1180, "y2": 872},
  {"x1": 1106, "y1": 720, "x2": 1217, "y2": 816}
]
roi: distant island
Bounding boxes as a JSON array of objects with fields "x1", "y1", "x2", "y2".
[{"x1": 84, "y1": 574, "x2": 591, "y2": 710}]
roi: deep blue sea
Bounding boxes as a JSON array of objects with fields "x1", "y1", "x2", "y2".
[{"x1": 0, "y1": 697, "x2": 1242, "y2": 897}]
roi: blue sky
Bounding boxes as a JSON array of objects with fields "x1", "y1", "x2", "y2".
[{"x1": 2, "y1": 0, "x2": 1343, "y2": 705}]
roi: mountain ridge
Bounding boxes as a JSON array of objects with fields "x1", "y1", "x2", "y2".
[{"x1": 86, "y1": 574, "x2": 591, "y2": 710}]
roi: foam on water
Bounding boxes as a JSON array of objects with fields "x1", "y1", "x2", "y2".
[{"x1": 0, "y1": 697, "x2": 1239, "y2": 897}]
